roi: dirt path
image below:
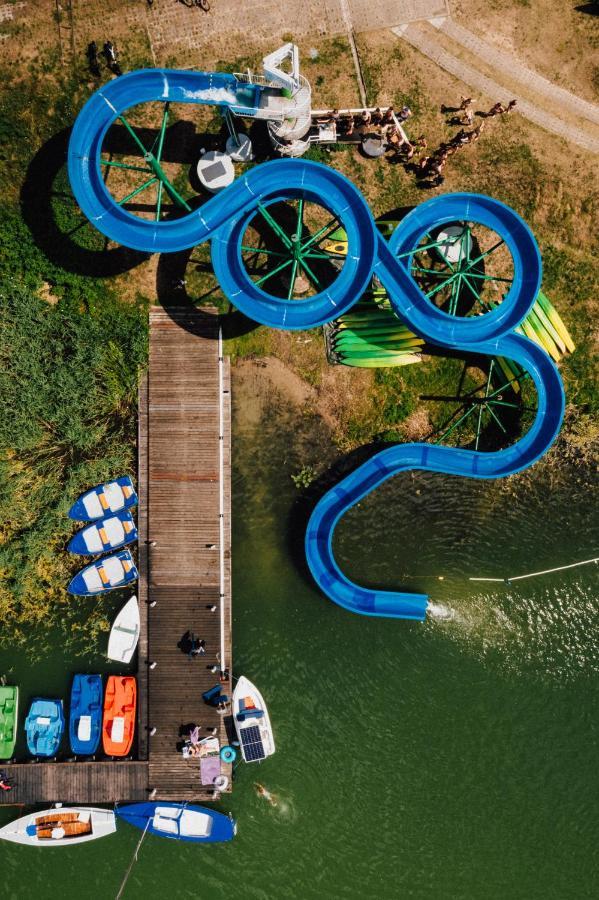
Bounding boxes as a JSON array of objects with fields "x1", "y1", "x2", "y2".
[{"x1": 393, "y1": 21, "x2": 599, "y2": 154}]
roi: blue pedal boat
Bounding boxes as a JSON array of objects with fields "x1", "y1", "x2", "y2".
[
  {"x1": 25, "y1": 699, "x2": 64, "y2": 758},
  {"x1": 68, "y1": 476, "x2": 137, "y2": 522},
  {"x1": 68, "y1": 550, "x2": 138, "y2": 596},
  {"x1": 116, "y1": 803, "x2": 236, "y2": 843},
  {"x1": 68, "y1": 510, "x2": 138, "y2": 556},
  {"x1": 69, "y1": 675, "x2": 103, "y2": 755}
]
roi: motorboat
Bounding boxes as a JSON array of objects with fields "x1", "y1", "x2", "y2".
[
  {"x1": 116, "y1": 802, "x2": 236, "y2": 843},
  {"x1": 107, "y1": 596, "x2": 140, "y2": 664},
  {"x1": 0, "y1": 686, "x2": 18, "y2": 760},
  {"x1": 232, "y1": 676, "x2": 275, "y2": 763},
  {"x1": 68, "y1": 476, "x2": 137, "y2": 521},
  {"x1": 67, "y1": 550, "x2": 138, "y2": 596},
  {"x1": 25, "y1": 699, "x2": 64, "y2": 757},
  {"x1": 69, "y1": 675, "x2": 102, "y2": 755},
  {"x1": 68, "y1": 510, "x2": 137, "y2": 556},
  {"x1": 102, "y1": 676, "x2": 136, "y2": 757},
  {"x1": 0, "y1": 806, "x2": 116, "y2": 846}
]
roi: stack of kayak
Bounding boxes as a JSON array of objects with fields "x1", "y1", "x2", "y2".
[
  {"x1": 326, "y1": 288, "x2": 574, "y2": 370},
  {"x1": 67, "y1": 476, "x2": 139, "y2": 596},
  {"x1": 21, "y1": 674, "x2": 137, "y2": 760},
  {"x1": 502, "y1": 290, "x2": 574, "y2": 367},
  {"x1": 325, "y1": 292, "x2": 425, "y2": 368}
]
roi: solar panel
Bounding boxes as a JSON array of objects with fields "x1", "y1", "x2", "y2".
[{"x1": 240, "y1": 725, "x2": 266, "y2": 762}]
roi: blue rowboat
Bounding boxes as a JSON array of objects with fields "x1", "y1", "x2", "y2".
[
  {"x1": 25, "y1": 699, "x2": 64, "y2": 758},
  {"x1": 69, "y1": 675, "x2": 103, "y2": 755},
  {"x1": 116, "y1": 803, "x2": 236, "y2": 843},
  {"x1": 68, "y1": 550, "x2": 138, "y2": 596},
  {"x1": 68, "y1": 511, "x2": 138, "y2": 556},
  {"x1": 68, "y1": 476, "x2": 137, "y2": 522}
]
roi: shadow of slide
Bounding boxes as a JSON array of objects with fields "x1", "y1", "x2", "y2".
[{"x1": 20, "y1": 127, "x2": 149, "y2": 278}]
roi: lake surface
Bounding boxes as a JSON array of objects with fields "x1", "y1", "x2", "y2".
[{"x1": 1, "y1": 374, "x2": 598, "y2": 899}]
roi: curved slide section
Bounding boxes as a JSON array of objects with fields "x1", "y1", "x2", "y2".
[
  {"x1": 305, "y1": 333, "x2": 564, "y2": 619},
  {"x1": 68, "y1": 70, "x2": 566, "y2": 620}
]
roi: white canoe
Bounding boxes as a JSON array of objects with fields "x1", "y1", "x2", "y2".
[
  {"x1": 107, "y1": 596, "x2": 140, "y2": 664},
  {"x1": 232, "y1": 676, "x2": 275, "y2": 763},
  {"x1": 0, "y1": 806, "x2": 116, "y2": 846}
]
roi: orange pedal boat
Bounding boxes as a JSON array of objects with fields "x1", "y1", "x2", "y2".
[{"x1": 102, "y1": 676, "x2": 137, "y2": 757}]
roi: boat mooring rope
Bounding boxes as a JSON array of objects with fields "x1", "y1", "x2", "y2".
[
  {"x1": 394, "y1": 556, "x2": 599, "y2": 585},
  {"x1": 115, "y1": 818, "x2": 151, "y2": 900},
  {"x1": 469, "y1": 555, "x2": 599, "y2": 584}
]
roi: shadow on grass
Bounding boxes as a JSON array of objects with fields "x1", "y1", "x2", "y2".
[{"x1": 20, "y1": 128, "x2": 149, "y2": 277}]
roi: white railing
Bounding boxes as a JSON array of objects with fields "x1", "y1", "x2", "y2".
[
  {"x1": 218, "y1": 326, "x2": 226, "y2": 675},
  {"x1": 233, "y1": 71, "x2": 286, "y2": 88}
]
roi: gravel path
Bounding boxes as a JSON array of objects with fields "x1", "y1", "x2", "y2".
[
  {"x1": 393, "y1": 23, "x2": 599, "y2": 154},
  {"x1": 435, "y1": 18, "x2": 599, "y2": 127}
]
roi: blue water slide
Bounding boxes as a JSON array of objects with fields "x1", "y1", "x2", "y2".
[{"x1": 67, "y1": 70, "x2": 565, "y2": 621}]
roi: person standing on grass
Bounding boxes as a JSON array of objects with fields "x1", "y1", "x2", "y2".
[
  {"x1": 461, "y1": 106, "x2": 474, "y2": 126},
  {"x1": 505, "y1": 99, "x2": 517, "y2": 113},
  {"x1": 487, "y1": 101, "x2": 506, "y2": 117},
  {"x1": 470, "y1": 121, "x2": 485, "y2": 141}
]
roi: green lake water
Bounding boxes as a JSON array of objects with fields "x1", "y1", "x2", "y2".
[{"x1": 1, "y1": 375, "x2": 598, "y2": 899}]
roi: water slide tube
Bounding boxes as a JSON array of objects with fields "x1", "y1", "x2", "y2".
[{"x1": 68, "y1": 69, "x2": 565, "y2": 620}]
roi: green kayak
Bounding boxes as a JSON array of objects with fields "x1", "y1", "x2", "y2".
[{"x1": 0, "y1": 686, "x2": 18, "y2": 759}]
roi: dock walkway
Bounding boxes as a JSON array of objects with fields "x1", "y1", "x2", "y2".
[{"x1": 142, "y1": 306, "x2": 232, "y2": 800}]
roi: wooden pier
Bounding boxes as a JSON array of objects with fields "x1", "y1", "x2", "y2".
[{"x1": 0, "y1": 306, "x2": 232, "y2": 805}]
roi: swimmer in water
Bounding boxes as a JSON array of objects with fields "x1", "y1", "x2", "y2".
[{"x1": 254, "y1": 782, "x2": 278, "y2": 808}]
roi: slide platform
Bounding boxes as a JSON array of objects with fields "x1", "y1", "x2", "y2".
[{"x1": 68, "y1": 69, "x2": 565, "y2": 620}]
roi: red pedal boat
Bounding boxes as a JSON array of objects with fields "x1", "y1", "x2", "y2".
[{"x1": 102, "y1": 676, "x2": 136, "y2": 757}]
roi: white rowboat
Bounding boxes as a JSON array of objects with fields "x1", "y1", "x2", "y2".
[
  {"x1": 0, "y1": 806, "x2": 116, "y2": 846},
  {"x1": 107, "y1": 596, "x2": 140, "y2": 664}
]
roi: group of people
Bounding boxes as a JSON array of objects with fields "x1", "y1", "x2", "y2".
[
  {"x1": 318, "y1": 105, "x2": 412, "y2": 140},
  {"x1": 86, "y1": 40, "x2": 122, "y2": 77},
  {"x1": 413, "y1": 95, "x2": 518, "y2": 186},
  {"x1": 319, "y1": 94, "x2": 518, "y2": 185}
]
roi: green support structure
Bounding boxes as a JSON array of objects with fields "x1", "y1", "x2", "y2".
[
  {"x1": 101, "y1": 104, "x2": 191, "y2": 218},
  {"x1": 240, "y1": 199, "x2": 342, "y2": 299}
]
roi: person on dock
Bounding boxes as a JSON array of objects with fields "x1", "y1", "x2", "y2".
[
  {"x1": 192, "y1": 639, "x2": 206, "y2": 656},
  {"x1": 371, "y1": 107, "x2": 383, "y2": 126},
  {"x1": 254, "y1": 783, "x2": 278, "y2": 808},
  {"x1": 343, "y1": 115, "x2": 355, "y2": 137},
  {"x1": 0, "y1": 773, "x2": 13, "y2": 791},
  {"x1": 382, "y1": 106, "x2": 395, "y2": 125},
  {"x1": 360, "y1": 109, "x2": 372, "y2": 127}
]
